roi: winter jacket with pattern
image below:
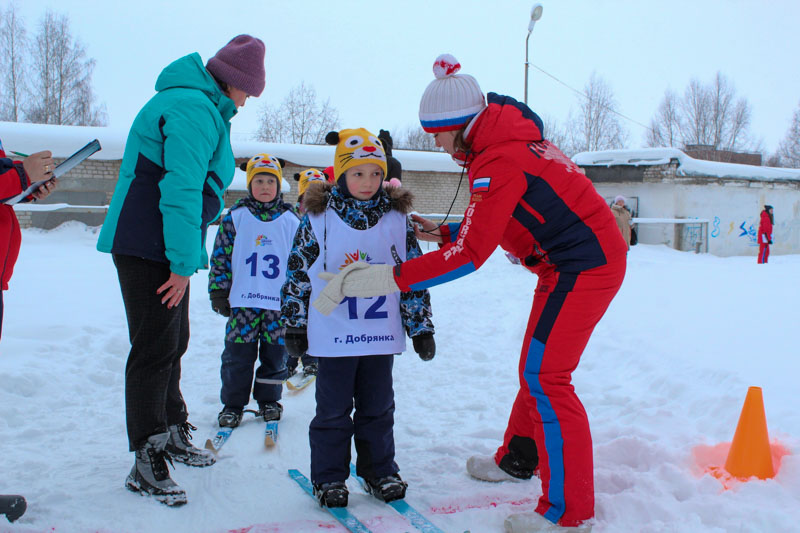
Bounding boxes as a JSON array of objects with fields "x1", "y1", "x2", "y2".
[
  {"x1": 1, "y1": 142, "x2": 33, "y2": 291},
  {"x1": 280, "y1": 183, "x2": 434, "y2": 338},
  {"x1": 393, "y1": 93, "x2": 628, "y2": 292},
  {"x1": 209, "y1": 195, "x2": 299, "y2": 344},
  {"x1": 97, "y1": 53, "x2": 236, "y2": 276}
]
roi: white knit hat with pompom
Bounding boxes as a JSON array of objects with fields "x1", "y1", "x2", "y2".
[{"x1": 419, "y1": 54, "x2": 485, "y2": 133}]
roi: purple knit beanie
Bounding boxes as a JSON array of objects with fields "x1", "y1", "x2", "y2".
[{"x1": 206, "y1": 35, "x2": 266, "y2": 96}]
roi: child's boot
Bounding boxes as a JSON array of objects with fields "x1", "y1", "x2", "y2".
[
  {"x1": 257, "y1": 401, "x2": 283, "y2": 422},
  {"x1": 125, "y1": 432, "x2": 187, "y2": 507},
  {"x1": 218, "y1": 407, "x2": 243, "y2": 428},
  {"x1": 467, "y1": 454, "x2": 534, "y2": 482},
  {"x1": 313, "y1": 481, "x2": 348, "y2": 508},
  {"x1": 166, "y1": 422, "x2": 216, "y2": 467},
  {"x1": 504, "y1": 512, "x2": 592, "y2": 532},
  {"x1": 364, "y1": 473, "x2": 407, "y2": 502}
]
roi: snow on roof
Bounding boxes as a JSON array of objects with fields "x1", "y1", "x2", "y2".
[
  {"x1": 572, "y1": 147, "x2": 800, "y2": 181},
  {"x1": 0, "y1": 121, "x2": 461, "y2": 173}
]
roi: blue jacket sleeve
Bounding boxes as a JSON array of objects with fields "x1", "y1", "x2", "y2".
[
  {"x1": 400, "y1": 217, "x2": 435, "y2": 337},
  {"x1": 280, "y1": 215, "x2": 319, "y2": 329}
]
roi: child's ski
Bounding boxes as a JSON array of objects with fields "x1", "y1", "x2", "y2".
[
  {"x1": 204, "y1": 427, "x2": 234, "y2": 454},
  {"x1": 288, "y1": 469, "x2": 372, "y2": 533},
  {"x1": 286, "y1": 372, "x2": 316, "y2": 391},
  {"x1": 349, "y1": 463, "x2": 444, "y2": 533},
  {"x1": 264, "y1": 420, "x2": 279, "y2": 446}
]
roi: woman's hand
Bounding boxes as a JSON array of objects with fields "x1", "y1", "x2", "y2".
[
  {"x1": 157, "y1": 272, "x2": 190, "y2": 308},
  {"x1": 31, "y1": 177, "x2": 58, "y2": 200},
  {"x1": 411, "y1": 214, "x2": 443, "y2": 243}
]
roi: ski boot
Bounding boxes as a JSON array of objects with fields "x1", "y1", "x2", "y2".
[
  {"x1": 166, "y1": 422, "x2": 216, "y2": 467},
  {"x1": 218, "y1": 407, "x2": 243, "y2": 428},
  {"x1": 364, "y1": 473, "x2": 407, "y2": 503},
  {"x1": 313, "y1": 481, "x2": 348, "y2": 508},
  {"x1": 0, "y1": 494, "x2": 26, "y2": 522},
  {"x1": 257, "y1": 401, "x2": 283, "y2": 422},
  {"x1": 302, "y1": 361, "x2": 318, "y2": 377},
  {"x1": 126, "y1": 432, "x2": 187, "y2": 507}
]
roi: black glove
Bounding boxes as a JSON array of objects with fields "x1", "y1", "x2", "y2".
[
  {"x1": 412, "y1": 334, "x2": 436, "y2": 361},
  {"x1": 768, "y1": 240, "x2": 773, "y2": 245},
  {"x1": 285, "y1": 327, "x2": 308, "y2": 359},
  {"x1": 210, "y1": 289, "x2": 231, "y2": 317}
]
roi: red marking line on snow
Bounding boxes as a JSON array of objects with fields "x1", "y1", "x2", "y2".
[{"x1": 430, "y1": 495, "x2": 536, "y2": 515}]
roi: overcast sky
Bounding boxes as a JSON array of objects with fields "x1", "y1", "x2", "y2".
[{"x1": 9, "y1": 0, "x2": 800, "y2": 154}]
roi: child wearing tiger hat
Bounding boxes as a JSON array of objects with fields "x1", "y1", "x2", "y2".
[
  {"x1": 280, "y1": 128, "x2": 436, "y2": 508},
  {"x1": 208, "y1": 153, "x2": 300, "y2": 428},
  {"x1": 293, "y1": 167, "x2": 328, "y2": 215}
]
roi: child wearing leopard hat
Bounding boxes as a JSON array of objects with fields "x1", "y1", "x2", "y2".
[
  {"x1": 208, "y1": 153, "x2": 300, "y2": 429},
  {"x1": 280, "y1": 128, "x2": 436, "y2": 508}
]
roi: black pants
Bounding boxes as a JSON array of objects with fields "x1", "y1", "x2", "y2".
[
  {"x1": 220, "y1": 340, "x2": 287, "y2": 409},
  {"x1": 310, "y1": 354, "x2": 397, "y2": 484},
  {"x1": 114, "y1": 254, "x2": 189, "y2": 451}
]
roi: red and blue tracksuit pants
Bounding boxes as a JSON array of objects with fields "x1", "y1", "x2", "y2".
[
  {"x1": 758, "y1": 242, "x2": 769, "y2": 264},
  {"x1": 495, "y1": 259, "x2": 625, "y2": 526}
]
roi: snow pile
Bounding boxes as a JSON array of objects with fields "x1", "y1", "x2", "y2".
[
  {"x1": 572, "y1": 147, "x2": 800, "y2": 182},
  {"x1": 0, "y1": 224, "x2": 798, "y2": 532}
]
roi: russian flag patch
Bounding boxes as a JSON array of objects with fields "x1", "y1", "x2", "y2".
[{"x1": 472, "y1": 177, "x2": 491, "y2": 193}]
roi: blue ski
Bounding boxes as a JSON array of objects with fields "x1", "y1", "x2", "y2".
[
  {"x1": 349, "y1": 463, "x2": 444, "y2": 533},
  {"x1": 288, "y1": 469, "x2": 372, "y2": 533},
  {"x1": 204, "y1": 427, "x2": 233, "y2": 454},
  {"x1": 264, "y1": 420, "x2": 278, "y2": 446}
]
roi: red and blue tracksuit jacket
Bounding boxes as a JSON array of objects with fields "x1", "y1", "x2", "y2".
[
  {"x1": 392, "y1": 93, "x2": 627, "y2": 526},
  {"x1": 758, "y1": 209, "x2": 773, "y2": 263}
]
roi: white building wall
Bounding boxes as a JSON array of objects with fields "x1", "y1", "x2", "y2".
[{"x1": 594, "y1": 180, "x2": 800, "y2": 257}]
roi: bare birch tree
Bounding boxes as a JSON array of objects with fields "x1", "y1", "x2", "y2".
[
  {"x1": 395, "y1": 125, "x2": 439, "y2": 151},
  {"x1": 0, "y1": 3, "x2": 27, "y2": 122},
  {"x1": 255, "y1": 82, "x2": 340, "y2": 144},
  {"x1": 776, "y1": 102, "x2": 800, "y2": 168},
  {"x1": 646, "y1": 89, "x2": 681, "y2": 148},
  {"x1": 568, "y1": 72, "x2": 628, "y2": 154},
  {"x1": 25, "y1": 10, "x2": 106, "y2": 125},
  {"x1": 540, "y1": 114, "x2": 574, "y2": 156},
  {"x1": 649, "y1": 72, "x2": 752, "y2": 151}
]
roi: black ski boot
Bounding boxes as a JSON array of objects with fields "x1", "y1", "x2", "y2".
[
  {"x1": 218, "y1": 407, "x2": 243, "y2": 428},
  {"x1": 286, "y1": 355, "x2": 300, "y2": 378},
  {"x1": 303, "y1": 362, "x2": 319, "y2": 377},
  {"x1": 0, "y1": 494, "x2": 26, "y2": 522},
  {"x1": 364, "y1": 473, "x2": 407, "y2": 503},
  {"x1": 257, "y1": 401, "x2": 283, "y2": 422},
  {"x1": 126, "y1": 432, "x2": 187, "y2": 507},
  {"x1": 166, "y1": 421, "x2": 216, "y2": 467},
  {"x1": 313, "y1": 481, "x2": 348, "y2": 508}
]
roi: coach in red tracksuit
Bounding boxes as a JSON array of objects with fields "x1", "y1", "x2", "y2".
[
  {"x1": 757, "y1": 205, "x2": 773, "y2": 264},
  {"x1": 0, "y1": 139, "x2": 57, "y2": 340},
  {"x1": 313, "y1": 55, "x2": 627, "y2": 530}
]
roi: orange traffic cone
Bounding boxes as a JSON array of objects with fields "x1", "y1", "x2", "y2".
[{"x1": 723, "y1": 386, "x2": 775, "y2": 480}]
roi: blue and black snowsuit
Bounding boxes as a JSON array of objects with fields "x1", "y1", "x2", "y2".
[
  {"x1": 209, "y1": 194, "x2": 298, "y2": 410},
  {"x1": 280, "y1": 183, "x2": 434, "y2": 484}
]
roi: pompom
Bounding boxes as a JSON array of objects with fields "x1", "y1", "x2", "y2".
[
  {"x1": 239, "y1": 161, "x2": 248, "y2": 171},
  {"x1": 276, "y1": 158, "x2": 286, "y2": 168},
  {"x1": 325, "y1": 131, "x2": 340, "y2": 145},
  {"x1": 293, "y1": 172, "x2": 301, "y2": 181},
  {"x1": 432, "y1": 54, "x2": 460, "y2": 79}
]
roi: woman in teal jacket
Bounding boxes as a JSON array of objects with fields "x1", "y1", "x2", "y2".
[{"x1": 97, "y1": 35, "x2": 265, "y2": 506}]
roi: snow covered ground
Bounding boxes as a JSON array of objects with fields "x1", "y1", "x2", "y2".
[{"x1": 1, "y1": 223, "x2": 799, "y2": 533}]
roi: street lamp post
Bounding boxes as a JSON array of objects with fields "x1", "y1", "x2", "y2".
[{"x1": 524, "y1": 3, "x2": 544, "y2": 105}]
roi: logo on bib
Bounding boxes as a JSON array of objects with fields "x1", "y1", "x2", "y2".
[
  {"x1": 340, "y1": 249, "x2": 373, "y2": 270},
  {"x1": 255, "y1": 234, "x2": 273, "y2": 247}
]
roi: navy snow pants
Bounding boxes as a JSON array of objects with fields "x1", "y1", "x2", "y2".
[
  {"x1": 310, "y1": 354, "x2": 397, "y2": 484},
  {"x1": 220, "y1": 340, "x2": 287, "y2": 409}
]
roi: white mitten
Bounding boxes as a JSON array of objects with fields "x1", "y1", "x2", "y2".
[{"x1": 312, "y1": 261, "x2": 371, "y2": 315}]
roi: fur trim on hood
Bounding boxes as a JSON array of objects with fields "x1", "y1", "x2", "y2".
[{"x1": 303, "y1": 182, "x2": 414, "y2": 215}]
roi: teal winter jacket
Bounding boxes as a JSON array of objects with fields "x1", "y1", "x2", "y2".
[{"x1": 97, "y1": 53, "x2": 236, "y2": 276}]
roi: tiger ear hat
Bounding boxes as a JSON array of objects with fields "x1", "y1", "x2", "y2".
[{"x1": 325, "y1": 128, "x2": 387, "y2": 181}]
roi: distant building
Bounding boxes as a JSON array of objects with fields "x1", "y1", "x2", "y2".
[{"x1": 683, "y1": 144, "x2": 762, "y2": 166}]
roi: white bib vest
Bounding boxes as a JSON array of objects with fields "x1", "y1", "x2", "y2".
[
  {"x1": 229, "y1": 208, "x2": 299, "y2": 310},
  {"x1": 307, "y1": 209, "x2": 407, "y2": 357}
]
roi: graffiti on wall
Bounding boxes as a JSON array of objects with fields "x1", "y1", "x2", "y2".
[
  {"x1": 682, "y1": 224, "x2": 704, "y2": 249},
  {"x1": 711, "y1": 216, "x2": 721, "y2": 238},
  {"x1": 738, "y1": 221, "x2": 758, "y2": 246}
]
